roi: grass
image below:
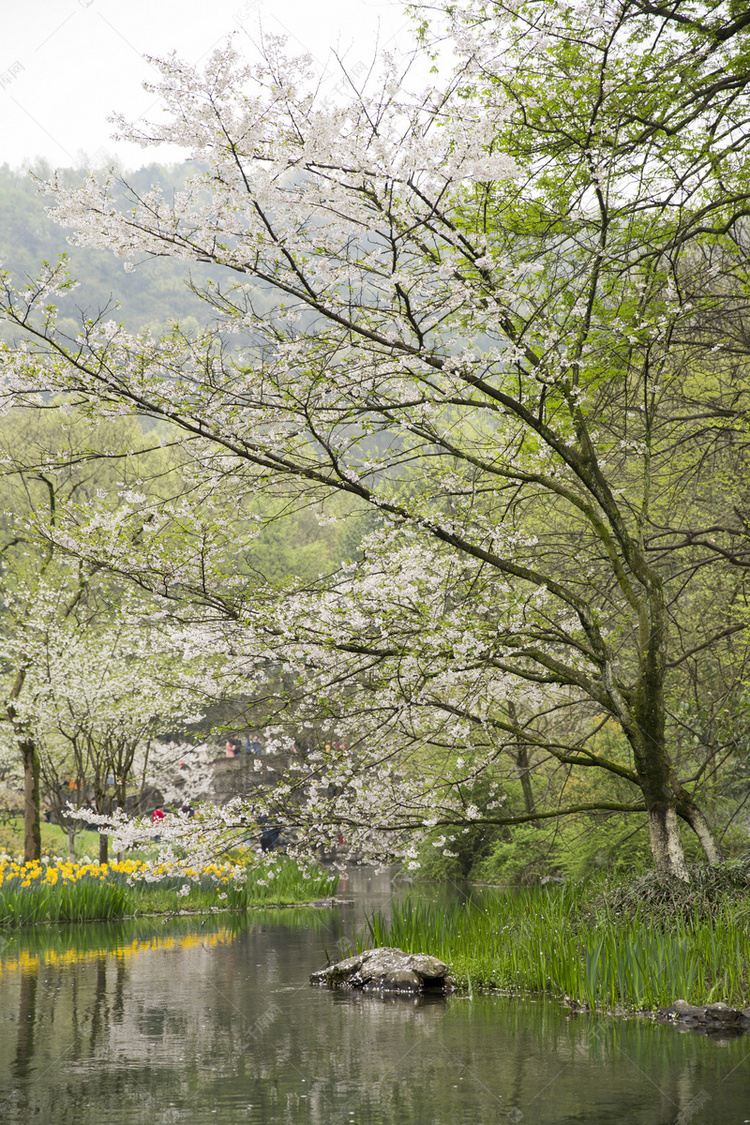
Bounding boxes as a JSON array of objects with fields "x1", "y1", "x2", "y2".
[
  {"x1": 243, "y1": 858, "x2": 340, "y2": 903},
  {"x1": 0, "y1": 855, "x2": 339, "y2": 927},
  {"x1": 0, "y1": 817, "x2": 101, "y2": 861},
  {"x1": 349, "y1": 863, "x2": 750, "y2": 1012}
]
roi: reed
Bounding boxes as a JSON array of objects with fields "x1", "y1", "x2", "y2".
[{"x1": 353, "y1": 877, "x2": 750, "y2": 1011}]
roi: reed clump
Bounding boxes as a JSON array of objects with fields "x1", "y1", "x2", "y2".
[{"x1": 353, "y1": 867, "x2": 750, "y2": 1012}]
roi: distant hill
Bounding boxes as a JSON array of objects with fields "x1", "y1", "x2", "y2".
[{"x1": 0, "y1": 160, "x2": 231, "y2": 338}]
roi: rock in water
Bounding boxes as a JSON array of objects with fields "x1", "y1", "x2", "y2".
[
  {"x1": 310, "y1": 947, "x2": 451, "y2": 992},
  {"x1": 658, "y1": 999, "x2": 750, "y2": 1036}
]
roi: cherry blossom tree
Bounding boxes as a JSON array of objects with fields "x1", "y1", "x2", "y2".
[
  {"x1": 2, "y1": 1, "x2": 750, "y2": 877},
  {"x1": 0, "y1": 407, "x2": 219, "y2": 860},
  {"x1": 0, "y1": 414, "x2": 105, "y2": 862},
  {"x1": 29, "y1": 607, "x2": 222, "y2": 861}
]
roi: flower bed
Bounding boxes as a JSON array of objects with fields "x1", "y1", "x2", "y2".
[{"x1": 0, "y1": 855, "x2": 338, "y2": 926}]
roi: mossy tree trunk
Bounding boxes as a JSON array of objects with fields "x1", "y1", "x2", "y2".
[{"x1": 619, "y1": 572, "x2": 721, "y2": 880}]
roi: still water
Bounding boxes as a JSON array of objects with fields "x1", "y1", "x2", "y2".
[{"x1": 0, "y1": 869, "x2": 748, "y2": 1125}]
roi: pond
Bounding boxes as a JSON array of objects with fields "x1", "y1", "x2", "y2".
[{"x1": 0, "y1": 868, "x2": 748, "y2": 1124}]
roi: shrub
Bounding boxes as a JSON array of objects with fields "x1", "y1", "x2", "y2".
[{"x1": 598, "y1": 855, "x2": 750, "y2": 921}]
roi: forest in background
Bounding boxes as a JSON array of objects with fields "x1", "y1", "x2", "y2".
[{"x1": 0, "y1": 160, "x2": 286, "y2": 338}]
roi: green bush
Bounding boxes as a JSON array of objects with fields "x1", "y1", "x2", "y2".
[
  {"x1": 417, "y1": 821, "x2": 502, "y2": 881},
  {"x1": 473, "y1": 812, "x2": 725, "y2": 886},
  {"x1": 475, "y1": 821, "x2": 562, "y2": 885},
  {"x1": 551, "y1": 816, "x2": 654, "y2": 881},
  {"x1": 416, "y1": 775, "x2": 523, "y2": 881}
]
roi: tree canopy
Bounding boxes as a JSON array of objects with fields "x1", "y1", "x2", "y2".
[{"x1": 1, "y1": 0, "x2": 750, "y2": 878}]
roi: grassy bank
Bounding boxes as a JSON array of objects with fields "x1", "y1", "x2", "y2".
[
  {"x1": 0, "y1": 817, "x2": 101, "y2": 861},
  {"x1": 353, "y1": 864, "x2": 750, "y2": 1011},
  {"x1": 0, "y1": 856, "x2": 339, "y2": 927}
]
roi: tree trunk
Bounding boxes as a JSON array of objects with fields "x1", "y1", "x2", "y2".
[
  {"x1": 67, "y1": 826, "x2": 76, "y2": 863},
  {"x1": 622, "y1": 708, "x2": 692, "y2": 881},
  {"x1": 516, "y1": 745, "x2": 537, "y2": 819},
  {"x1": 94, "y1": 782, "x2": 109, "y2": 864},
  {"x1": 621, "y1": 629, "x2": 721, "y2": 878},
  {"x1": 621, "y1": 718, "x2": 693, "y2": 880},
  {"x1": 508, "y1": 701, "x2": 537, "y2": 821},
  {"x1": 621, "y1": 572, "x2": 693, "y2": 880},
  {"x1": 6, "y1": 671, "x2": 41, "y2": 864},
  {"x1": 676, "y1": 793, "x2": 723, "y2": 865},
  {"x1": 22, "y1": 739, "x2": 41, "y2": 863},
  {"x1": 624, "y1": 682, "x2": 721, "y2": 878},
  {"x1": 647, "y1": 805, "x2": 690, "y2": 882}
]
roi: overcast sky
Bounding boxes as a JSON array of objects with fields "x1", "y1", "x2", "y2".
[{"x1": 1, "y1": 0, "x2": 414, "y2": 171}]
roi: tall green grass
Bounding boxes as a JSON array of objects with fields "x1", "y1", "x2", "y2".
[
  {"x1": 245, "y1": 859, "x2": 339, "y2": 903},
  {"x1": 352, "y1": 879, "x2": 750, "y2": 1011}
]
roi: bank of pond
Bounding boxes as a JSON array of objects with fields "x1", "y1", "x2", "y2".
[
  {"x1": 1, "y1": 853, "x2": 748, "y2": 1015},
  {"x1": 349, "y1": 873, "x2": 750, "y2": 1013},
  {"x1": 0, "y1": 855, "x2": 340, "y2": 924}
]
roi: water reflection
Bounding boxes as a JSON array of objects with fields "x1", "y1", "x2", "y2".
[
  {"x1": 12, "y1": 965, "x2": 38, "y2": 1081},
  {"x1": 0, "y1": 870, "x2": 747, "y2": 1124}
]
